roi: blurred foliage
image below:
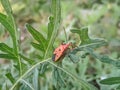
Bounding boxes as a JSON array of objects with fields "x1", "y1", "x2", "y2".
[{"x1": 0, "y1": 0, "x2": 120, "y2": 90}]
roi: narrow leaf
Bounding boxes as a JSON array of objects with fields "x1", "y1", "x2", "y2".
[
  {"x1": 116, "y1": 85, "x2": 120, "y2": 90},
  {"x1": 31, "y1": 42, "x2": 44, "y2": 52},
  {"x1": 0, "y1": 43, "x2": 14, "y2": 54},
  {"x1": 1, "y1": 0, "x2": 12, "y2": 15},
  {"x1": 53, "y1": 67, "x2": 66, "y2": 87},
  {"x1": 71, "y1": 27, "x2": 91, "y2": 45},
  {"x1": 0, "y1": 54, "x2": 17, "y2": 60},
  {"x1": 84, "y1": 48, "x2": 120, "y2": 68},
  {"x1": 20, "y1": 54, "x2": 35, "y2": 64},
  {"x1": 36, "y1": 55, "x2": 43, "y2": 60},
  {"x1": 100, "y1": 77, "x2": 120, "y2": 85},
  {"x1": 47, "y1": 16, "x2": 54, "y2": 40},
  {"x1": 1, "y1": 0, "x2": 17, "y2": 30},
  {"x1": 68, "y1": 54, "x2": 79, "y2": 63},
  {"x1": 71, "y1": 27, "x2": 108, "y2": 47},
  {"x1": 5, "y1": 73, "x2": 15, "y2": 84},
  {"x1": 51, "y1": 0, "x2": 61, "y2": 23},
  {"x1": 44, "y1": 0, "x2": 61, "y2": 59},
  {"x1": 70, "y1": 39, "x2": 107, "y2": 55},
  {"x1": 39, "y1": 62, "x2": 48, "y2": 74},
  {"x1": 26, "y1": 24, "x2": 46, "y2": 50},
  {"x1": 0, "y1": 13, "x2": 15, "y2": 39},
  {"x1": 1, "y1": 0, "x2": 19, "y2": 56}
]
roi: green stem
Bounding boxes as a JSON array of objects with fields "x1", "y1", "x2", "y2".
[
  {"x1": 10, "y1": 58, "x2": 51, "y2": 90},
  {"x1": 44, "y1": 0, "x2": 61, "y2": 59},
  {"x1": 1, "y1": 0, "x2": 22, "y2": 75},
  {"x1": 11, "y1": 12, "x2": 22, "y2": 76}
]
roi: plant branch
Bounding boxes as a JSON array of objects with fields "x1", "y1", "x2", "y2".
[{"x1": 10, "y1": 58, "x2": 51, "y2": 90}]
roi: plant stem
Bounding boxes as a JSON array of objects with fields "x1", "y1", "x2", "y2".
[{"x1": 10, "y1": 58, "x2": 51, "y2": 90}]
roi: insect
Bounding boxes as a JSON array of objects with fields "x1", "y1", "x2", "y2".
[{"x1": 52, "y1": 42, "x2": 72, "y2": 62}]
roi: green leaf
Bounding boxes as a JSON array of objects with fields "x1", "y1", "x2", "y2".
[
  {"x1": 1, "y1": 0, "x2": 19, "y2": 56},
  {"x1": 68, "y1": 53, "x2": 79, "y2": 63},
  {"x1": 47, "y1": 16, "x2": 54, "y2": 40},
  {"x1": 116, "y1": 85, "x2": 120, "y2": 90},
  {"x1": 5, "y1": 73, "x2": 15, "y2": 84},
  {"x1": 26, "y1": 24, "x2": 46, "y2": 50},
  {"x1": 53, "y1": 67, "x2": 66, "y2": 87},
  {"x1": 71, "y1": 27, "x2": 91, "y2": 45},
  {"x1": 100, "y1": 77, "x2": 120, "y2": 85},
  {"x1": 71, "y1": 27, "x2": 107, "y2": 48},
  {"x1": 39, "y1": 62, "x2": 48, "y2": 74},
  {"x1": 19, "y1": 54, "x2": 35, "y2": 64},
  {"x1": 1, "y1": 0, "x2": 16, "y2": 30},
  {"x1": 51, "y1": 0, "x2": 61, "y2": 23},
  {"x1": 31, "y1": 42, "x2": 44, "y2": 52},
  {"x1": 0, "y1": 13, "x2": 15, "y2": 40},
  {"x1": 1, "y1": 0, "x2": 12, "y2": 15},
  {"x1": 70, "y1": 39, "x2": 107, "y2": 56},
  {"x1": 1, "y1": 0, "x2": 22, "y2": 75},
  {"x1": 44, "y1": 0, "x2": 61, "y2": 59},
  {"x1": 35, "y1": 55, "x2": 43, "y2": 60},
  {"x1": 0, "y1": 54, "x2": 17, "y2": 60},
  {"x1": 0, "y1": 43, "x2": 14, "y2": 55},
  {"x1": 84, "y1": 48, "x2": 120, "y2": 68}
]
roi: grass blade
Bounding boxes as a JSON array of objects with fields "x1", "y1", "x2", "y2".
[
  {"x1": 100, "y1": 77, "x2": 120, "y2": 85},
  {"x1": 31, "y1": 42, "x2": 45, "y2": 52}
]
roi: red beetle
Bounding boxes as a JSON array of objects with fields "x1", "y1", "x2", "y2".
[{"x1": 52, "y1": 42, "x2": 72, "y2": 61}]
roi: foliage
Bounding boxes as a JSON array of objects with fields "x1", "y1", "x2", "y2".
[{"x1": 0, "y1": 0, "x2": 120, "y2": 90}]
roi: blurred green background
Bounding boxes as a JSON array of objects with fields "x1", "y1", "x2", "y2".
[{"x1": 0, "y1": 0, "x2": 120, "y2": 90}]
